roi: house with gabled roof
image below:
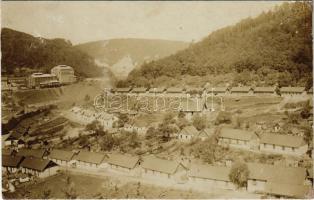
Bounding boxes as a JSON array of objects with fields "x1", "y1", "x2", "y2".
[
  {"x1": 280, "y1": 87, "x2": 306, "y2": 96},
  {"x1": 218, "y1": 127, "x2": 259, "y2": 150},
  {"x1": 247, "y1": 163, "x2": 309, "y2": 198},
  {"x1": 17, "y1": 148, "x2": 47, "y2": 159},
  {"x1": 259, "y1": 133, "x2": 308, "y2": 156},
  {"x1": 178, "y1": 125, "x2": 199, "y2": 141},
  {"x1": 254, "y1": 87, "x2": 277, "y2": 95},
  {"x1": 166, "y1": 87, "x2": 186, "y2": 97},
  {"x1": 106, "y1": 153, "x2": 140, "y2": 174},
  {"x1": 141, "y1": 156, "x2": 187, "y2": 182},
  {"x1": 179, "y1": 98, "x2": 209, "y2": 120},
  {"x1": 230, "y1": 86, "x2": 253, "y2": 95},
  {"x1": 2, "y1": 155, "x2": 24, "y2": 173},
  {"x1": 20, "y1": 157, "x2": 59, "y2": 178},
  {"x1": 72, "y1": 151, "x2": 106, "y2": 169},
  {"x1": 188, "y1": 164, "x2": 235, "y2": 190},
  {"x1": 48, "y1": 149, "x2": 76, "y2": 166},
  {"x1": 198, "y1": 128, "x2": 215, "y2": 141}
]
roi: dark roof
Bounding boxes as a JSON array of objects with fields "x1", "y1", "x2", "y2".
[
  {"x1": 17, "y1": 148, "x2": 46, "y2": 158},
  {"x1": 180, "y1": 126, "x2": 199, "y2": 136},
  {"x1": 73, "y1": 151, "x2": 105, "y2": 164},
  {"x1": 106, "y1": 153, "x2": 139, "y2": 169},
  {"x1": 2, "y1": 155, "x2": 24, "y2": 167},
  {"x1": 219, "y1": 128, "x2": 257, "y2": 141},
  {"x1": 254, "y1": 87, "x2": 276, "y2": 92},
  {"x1": 49, "y1": 149, "x2": 75, "y2": 162},
  {"x1": 260, "y1": 133, "x2": 306, "y2": 148},
  {"x1": 231, "y1": 87, "x2": 252, "y2": 92},
  {"x1": 141, "y1": 156, "x2": 182, "y2": 174},
  {"x1": 166, "y1": 87, "x2": 184, "y2": 93},
  {"x1": 265, "y1": 182, "x2": 309, "y2": 198},
  {"x1": 2, "y1": 148, "x2": 13, "y2": 156},
  {"x1": 149, "y1": 87, "x2": 166, "y2": 93},
  {"x1": 189, "y1": 164, "x2": 231, "y2": 181},
  {"x1": 132, "y1": 87, "x2": 148, "y2": 93},
  {"x1": 280, "y1": 87, "x2": 305, "y2": 93},
  {"x1": 20, "y1": 157, "x2": 56, "y2": 172}
]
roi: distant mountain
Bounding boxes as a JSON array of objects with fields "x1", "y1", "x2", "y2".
[
  {"x1": 1, "y1": 28, "x2": 103, "y2": 77},
  {"x1": 75, "y1": 39, "x2": 189, "y2": 79},
  {"x1": 123, "y1": 2, "x2": 312, "y2": 88}
]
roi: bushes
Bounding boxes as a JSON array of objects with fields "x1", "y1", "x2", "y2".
[
  {"x1": 215, "y1": 111, "x2": 232, "y2": 125},
  {"x1": 229, "y1": 161, "x2": 249, "y2": 188}
]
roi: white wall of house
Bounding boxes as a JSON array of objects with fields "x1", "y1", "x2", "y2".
[
  {"x1": 74, "y1": 160, "x2": 99, "y2": 169},
  {"x1": 189, "y1": 177, "x2": 235, "y2": 190},
  {"x1": 259, "y1": 143, "x2": 308, "y2": 156},
  {"x1": 218, "y1": 138, "x2": 251, "y2": 150},
  {"x1": 2, "y1": 166, "x2": 19, "y2": 173},
  {"x1": 178, "y1": 134, "x2": 193, "y2": 141},
  {"x1": 247, "y1": 179, "x2": 266, "y2": 193},
  {"x1": 141, "y1": 168, "x2": 173, "y2": 181}
]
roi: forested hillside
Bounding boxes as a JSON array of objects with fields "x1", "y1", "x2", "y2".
[
  {"x1": 123, "y1": 2, "x2": 312, "y2": 88},
  {"x1": 1, "y1": 28, "x2": 103, "y2": 77},
  {"x1": 75, "y1": 39, "x2": 188, "y2": 79}
]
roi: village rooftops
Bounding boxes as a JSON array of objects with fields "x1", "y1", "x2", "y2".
[
  {"x1": 141, "y1": 156, "x2": 183, "y2": 174},
  {"x1": 247, "y1": 163, "x2": 307, "y2": 185},
  {"x1": 114, "y1": 87, "x2": 132, "y2": 93},
  {"x1": 2, "y1": 149, "x2": 13, "y2": 156},
  {"x1": 180, "y1": 126, "x2": 199, "y2": 136},
  {"x1": 20, "y1": 157, "x2": 57, "y2": 172},
  {"x1": 49, "y1": 149, "x2": 76, "y2": 162},
  {"x1": 219, "y1": 128, "x2": 257, "y2": 141},
  {"x1": 231, "y1": 87, "x2": 252, "y2": 92},
  {"x1": 254, "y1": 87, "x2": 276, "y2": 93},
  {"x1": 189, "y1": 164, "x2": 231, "y2": 182},
  {"x1": 166, "y1": 87, "x2": 185, "y2": 93},
  {"x1": 106, "y1": 153, "x2": 140, "y2": 169},
  {"x1": 73, "y1": 151, "x2": 106, "y2": 164},
  {"x1": 265, "y1": 182, "x2": 310, "y2": 198},
  {"x1": 30, "y1": 73, "x2": 56, "y2": 78},
  {"x1": 149, "y1": 87, "x2": 166, "y2": 93},
  {"x1": 17, "y1": 148, "x2": 46, "y2": 158},
  {"x1": 260, "y1": 133, "x2": 306, "y2": 148},
  {"x1": 280, "y1": 87, "x2": 305, "y2": 93},
  {"x1": 186, "y1": 87, "x2": 204, "y2": 93},
  {"x1": 179, "y1": 99, "x2": 205, "y2": 112},
  {"x1": 211, "y1": 87, "x2": 229, "y2": 93},
  {"x1": 131, "y1": 87, "x2": 148, "y2": 93},
  {"x1": 2, "y1": 155, "x2": 24, "y2": 168}
]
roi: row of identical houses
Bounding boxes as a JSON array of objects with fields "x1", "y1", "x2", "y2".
[
  {"x1": 107, "y1": 86, "x2": 313, "y2": 97},
  {"x1": 178, "y1": 126, "x2": 309, "y2": 157},
  {"x1": 2, "y1": 148, "x2": 312, "y2": 198}
]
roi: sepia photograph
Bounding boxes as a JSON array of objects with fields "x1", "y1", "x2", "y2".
[{"x1": 1, "y1": 0, "x2": 313, "y2": 199}]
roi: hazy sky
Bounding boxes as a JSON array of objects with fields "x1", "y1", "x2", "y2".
[{"x1": 2, "y1": 1, "x2": 283, "y2": 44}]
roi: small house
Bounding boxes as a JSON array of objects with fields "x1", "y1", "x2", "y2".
[
  {"x1": 20, "y1": 157, "x2": 59, "y2": 178},
  {"x1": 131, "y1": 87, "x2": 149, "y2": 96},
  {"x1": 166, "y1": 87, "x2": 186, "y2": 97},
  {"x1": 148, "y1": 87, "x2": 166, "y2": 96},
  {"x1": 230, "y1": 87, "x2": 253, "y2": 95},
  {"x1": 141, "y1": 156, "x2": 187, "y2": 182},
  {"x1": 2, "y1": 155, "x2": 24, "y2": 173},
  {"x1": 186, "y1": 87, "x2": 205, "y2": 97},
  {"x1": 188, "y1": 164, "x2": 235, "y2": 190},
  {"x1": 178, "y1": 126, "x2": 199, "y2": 141},
  {"x1": 48, "y1": 149, "x2": 76, "y2": 167},
  {"x1": 259, "y1": 133, "x2": 308, "y2": 156},
  {"x1": 72, "y1": 151, "x2": 106, "y2": 169},
  {"x1": 17, "y1": 148, "x2": 47, "y2": 159},
  {"x1": 254, "y1": 87, "x2": 277, "y2": 95},
  {"x1": 114, "y1": 87, "x2": 132, "y2": 95},
  {"x1": 218, "y1": 128, "x2": 258, "y2": 150},
  {"x1": 106, "y1": 153, "x2": 140, "y2": 174},
  {"x1": 197, "y1": 128, "x2": 215, "y2": 141},
  {"x1": 280, "y1": 87, "x2": 306, "y2": 96}
]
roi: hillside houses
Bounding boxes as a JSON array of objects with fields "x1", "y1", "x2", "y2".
[
  {"x1": 2, "y1": 155, "x2": 24, "y2": 173},
  {"x1": 230, "y1": 87, "x2": 253, "y2": 95},
  {"x1": 218, "y1": 128, "x2": 259, "y2": 150},
  {"x1": 280, "y1": 87, "x2": 306, "y2": 96},
  {"x1": 188, "y1": 164, "x2": 235, "y2": 190},
  {"x1": 166, "y1": 87, "x2": 186, "y2": 97},
  {"x1": 72, "y1": 151, "x2": 106, "y2": 169},
  {"x1": 254, "y1": 87, "x2": 276, "y2": 95},
  {"x1": 148, "y1": 87, "x2": 166, "y2": 96},
  {"x1": 247, "y1": 163, "x2": 309, "y2": 198},
  {"x1": 106, "y1": 153, "x2": 140, "y2": 174},
  {"x1": 198, "y1": 128, "x2": 215, "y2": 141},
  {"x1": 212, "y1": 87, "x2": 229, "y2": 96},
  {"x1": 48, "y1": 149, "x2": 76, "y2": 167},
  {"x1": 20, "y1": 157, "x2": 59, "y2": 178},
  {"x1": 178, "y1": 126, "x2": 199, "y2": 141},
  {"x1": 259, "y1": 133, "x2": 308, "y2": 156},
  {"x1": 141, "y1": 156, "x2": 187, "y2": 182}
]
